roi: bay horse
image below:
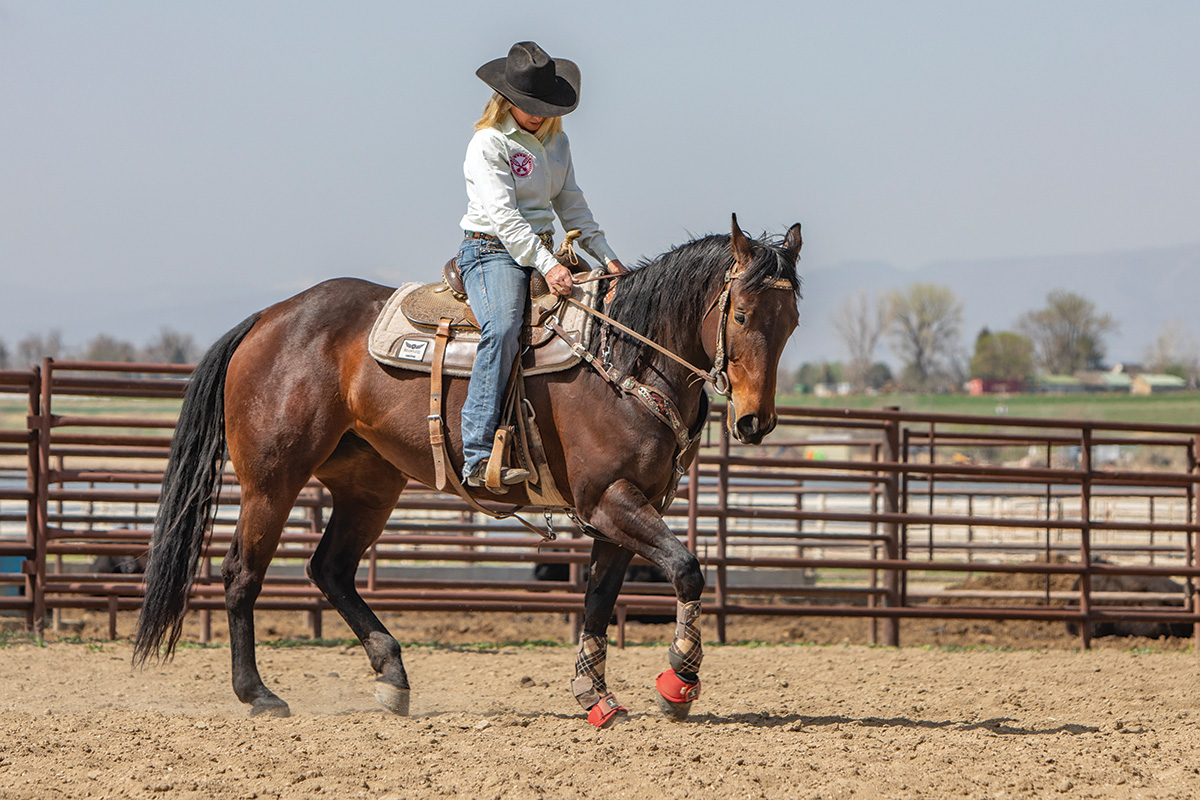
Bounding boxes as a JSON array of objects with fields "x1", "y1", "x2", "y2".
[{"x1": 134, "y1": 215, "x2": 801, "y2": 726}]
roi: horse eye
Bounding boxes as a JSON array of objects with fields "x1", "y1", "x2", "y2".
[{"x1": 734, "y1": 311, "x2": 747, "y2": 325}]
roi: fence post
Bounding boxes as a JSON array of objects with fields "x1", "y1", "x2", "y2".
[
  {"x1": 926, "y1": 422, "x2": 936, "y2": 561},
  {"x1": 1190, "y1": 434, "x2": 1199, "y2": 652},
  {"x1": 686, "y1": 455, "x2": 700, "y2": 554},
  {"x1": 900, "y1": 427, "x2": 911, "y2": 609},
  {"x1": 32, "y1": 359, "x2": 53, "y2": 637},
  {"x1": 714, "y1": 408, "x2": 729, "y2": 644},
  {"x1": 23, "y1": 367, "x2": 40, "y2": 631},
  {"x1": 310, "y1": 486, "x2": 325, "y2": 534},
  {"x1": 200, "y1": 556, "x2": 213, "y2": 644},
  {"x1": 868, "y1": 442, "x2": 880, "y2": 645},
  {"x1": 1078, "y1": 426, "x2": 1093, "y2": 651},
  {"x1": 966, "y1": 493, "x2": 975, "y2": 563},
  {"x1": 881, "y1": 407, "x2": 901, "y2": 647},
  {"x1": 1147, "y1": 495, "x2": 1156, "y2": 567},
  {"x1": 794, "y1": 478, "x2": 804, "y2": 558},
  {"x1": 568, "y1": 523, "x2": 583, "y2": 644},
  {"x1": 1044, "y1": 439, "x2": 1054, "y2": 604}
]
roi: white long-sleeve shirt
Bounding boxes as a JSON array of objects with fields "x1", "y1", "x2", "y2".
[{"x1": 460, "y1": 113, "x2": 618, "y2": 275}]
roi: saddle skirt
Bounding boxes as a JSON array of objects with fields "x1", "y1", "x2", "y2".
[{"x1": 368, "y1": 270, "x2": 604, "y2": 378}]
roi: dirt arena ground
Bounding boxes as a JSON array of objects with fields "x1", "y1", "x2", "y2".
[{"x1": 1, "y1": 609, "x2": 1198, "y2": 800}]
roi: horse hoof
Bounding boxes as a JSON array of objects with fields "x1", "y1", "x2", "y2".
[
  {"x1": 586, "y1": 693, "x2": 627, "y2": 729},
  {"x1": 591, "y1": 707, "x2": 628, "y2": 729},
  {"x1": 655, "y1": 669, "x2": 700, "y2": 722},
  {"x1": 655, "y1": 694, "x2": 692, "y2": 721},
  {"x1": 249, "y1": 697, "x2": 291, "y2": 718},
  {"x1": 375, "y1": 681, "x2": 411, "y2": 715}
]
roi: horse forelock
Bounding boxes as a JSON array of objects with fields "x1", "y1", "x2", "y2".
[
  {"x1": 742, "y1": 232, "x2": 803, "y2": 298},
  {"x1": 590, "y1": 231, "x2": 801, "y2": 376}
]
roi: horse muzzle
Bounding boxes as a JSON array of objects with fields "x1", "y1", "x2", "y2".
[{"x1": 732, "y1": 413, "x2": 777, "y2": 445}]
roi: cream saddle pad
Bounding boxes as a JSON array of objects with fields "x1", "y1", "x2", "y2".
[{"x1": 368, "y1": 271, "x2": 603, "y2": 378}]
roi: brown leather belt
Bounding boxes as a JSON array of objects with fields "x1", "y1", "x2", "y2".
[{"x1": 463, "y1": 230, "x2": 556, "y2": 251}]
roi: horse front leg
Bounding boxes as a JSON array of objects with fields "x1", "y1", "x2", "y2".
[
  {"x1": 573, "y1": 539, "x2": 635, "y2": 728},
  {"x1": 585, "y1": 479, "x2": 706, "y2": 722}
]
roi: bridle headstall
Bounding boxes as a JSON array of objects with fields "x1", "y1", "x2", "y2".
[{"x1": 547, "y1": 257, "x2": 791, "y2": 511}]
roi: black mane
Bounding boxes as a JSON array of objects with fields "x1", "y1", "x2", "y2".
[{"x1": 588, "y1": 232, "x2": 801, "y2": 377}]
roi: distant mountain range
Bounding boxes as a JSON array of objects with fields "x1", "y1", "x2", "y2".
[
  {"x1": 2, "y1": 242, "x2": 1198, "y2": 370},
  {"x1": 790, "y1": 241, "x2": 1200, "y2": 370}
]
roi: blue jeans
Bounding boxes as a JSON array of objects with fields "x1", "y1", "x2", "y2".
[{"x1": 457, "y1": 237, "x2": 532, "y2": 479}]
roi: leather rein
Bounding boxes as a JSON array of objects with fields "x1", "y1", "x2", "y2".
[
  {"x1": 558, "y1": 233, "x2": 733, "y2": 395},
  {"x1": 539, "y1": 256, "x2": 790, "y2": 514},
  {"x1": 564, "y1": 254, "x2": 792, "y2": 398}
]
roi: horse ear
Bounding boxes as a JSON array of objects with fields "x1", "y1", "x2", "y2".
[
  {"x1": 783, "y1": 223, "x2": 803, "y2": 263},
  {"x1": 730, "y1": 213, "x2": 753, "y2": 268}
]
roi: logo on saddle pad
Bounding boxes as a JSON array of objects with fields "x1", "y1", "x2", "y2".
[
  {"x1": 396, "y1": 339, "x2": 429, "y2": 361},
  {"x1": 510, "y1": 152, "x2": 533, "y2": 178}
]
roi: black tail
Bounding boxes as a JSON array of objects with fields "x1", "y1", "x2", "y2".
[{"x1": 133, "y1": 313, "x2": 261, "y2": 665}]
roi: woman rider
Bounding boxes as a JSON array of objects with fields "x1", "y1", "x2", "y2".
[{"x1": 458, "y1": 41, "x2": 626, "y2": 491}]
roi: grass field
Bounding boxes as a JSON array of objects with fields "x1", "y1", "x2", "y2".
[
  {"x1": 3, "y1": 391, "x2": 1199, "y2": 433},
  {"x1": 0, "y1": 395, "x2": 182, "y2": 473},
  {"x1": 777, "y1": 390, "x2": 1200, "y2": 427},
  {"x1": 0, "y1": 395, "x2": 181, "y2": 431}
]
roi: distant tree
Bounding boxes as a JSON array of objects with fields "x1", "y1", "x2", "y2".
[
  {"x1": 794, "y1": 361, "x2": 843, "y2": 392},
  {"x1": 141, "y1": 328, "x2": 199, "y2": 364},
  {"x1": 832, "y1": 289, "x2": 889, "y2": 392},
  {"x1": 16, "y1": 330, "x2": 65, "y2": 368},
  {"x1": 83, "y1": 334, "x2": 137, "y2": 363},
  {"x1": 0, "y1": 339, "x2": 9, "y2": 370},
  {"x1": 1143, "y1": 320, "x2": 1200, "y2": 386},
  {"x1": 1017, "y1": 290, "x2": 1117, "y2": 375},
  {"x1": 863, "y1": 361, "x2": 893, "y2": 391},
  {"x1": 887, "y1": 283, "x2": 964, "y2": 391},
  {"x1": 970, "y1": 328, "x2": 1034, "y2": 381}
]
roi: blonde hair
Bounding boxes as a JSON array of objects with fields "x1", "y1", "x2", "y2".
[{"x1": 475, "y1": 92, "x2": 562, "y2": 142}]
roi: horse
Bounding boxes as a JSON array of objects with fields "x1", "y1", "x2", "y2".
[{"x1": 134, "y1": 215, "x2": 802, "y2": 727}]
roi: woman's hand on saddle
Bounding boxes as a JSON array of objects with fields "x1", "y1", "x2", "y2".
[
  {"x1": 606, "y1": 259, "x2": 629, "y2": 276},
  {"x1": 546, "y1": 264, "x2": 576, "y2": 297}
]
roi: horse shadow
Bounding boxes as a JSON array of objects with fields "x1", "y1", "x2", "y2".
[
  {"x1": 345, "y1": 708, "x2": 1107, "y2": 737},
  {"x1": 693, "y1": 712, "x2": 1102, "y2": 737}
]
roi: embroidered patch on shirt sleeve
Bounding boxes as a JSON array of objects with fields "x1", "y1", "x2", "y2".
[{"x1": 510, "y1": 152, "x2": 533, "y2": 178}]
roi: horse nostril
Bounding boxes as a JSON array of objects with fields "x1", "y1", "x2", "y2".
[{"x1": 735, "y1": 415, "x2": 760, "y2": 439}]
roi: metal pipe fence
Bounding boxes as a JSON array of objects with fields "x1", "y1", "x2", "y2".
[{"x1": 0, "y1": 360, "x2": 1197, "y2": 649}]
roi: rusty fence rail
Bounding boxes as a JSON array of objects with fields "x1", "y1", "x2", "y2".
[{"x1": 0, "y1": 360, "x2": 1197, "y2": 649}]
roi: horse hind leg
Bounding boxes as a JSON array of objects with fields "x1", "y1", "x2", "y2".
[
  {"x1": 223, "y1": 488, "x2": 304, "y2": 717},
  {"x1": 310, "y1": 447, "x2": 410, "y2": 714}
]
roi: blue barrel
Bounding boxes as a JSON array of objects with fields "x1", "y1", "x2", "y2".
[{"x1": 0, "y1": 555, "x2": 23, "y2": 597}]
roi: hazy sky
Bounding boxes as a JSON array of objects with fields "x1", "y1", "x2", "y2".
[{"x1": 2, "y1": 1, "x2": 1198, "y2": 355}]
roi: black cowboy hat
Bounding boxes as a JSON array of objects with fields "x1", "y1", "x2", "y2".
[{"x1": 476, "y1": 41, "x2": 580, "y2": 117}]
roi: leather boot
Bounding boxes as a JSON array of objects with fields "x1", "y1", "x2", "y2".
[{"x1": 465, "y1": 460, "x2": 530, "y2": 494}]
